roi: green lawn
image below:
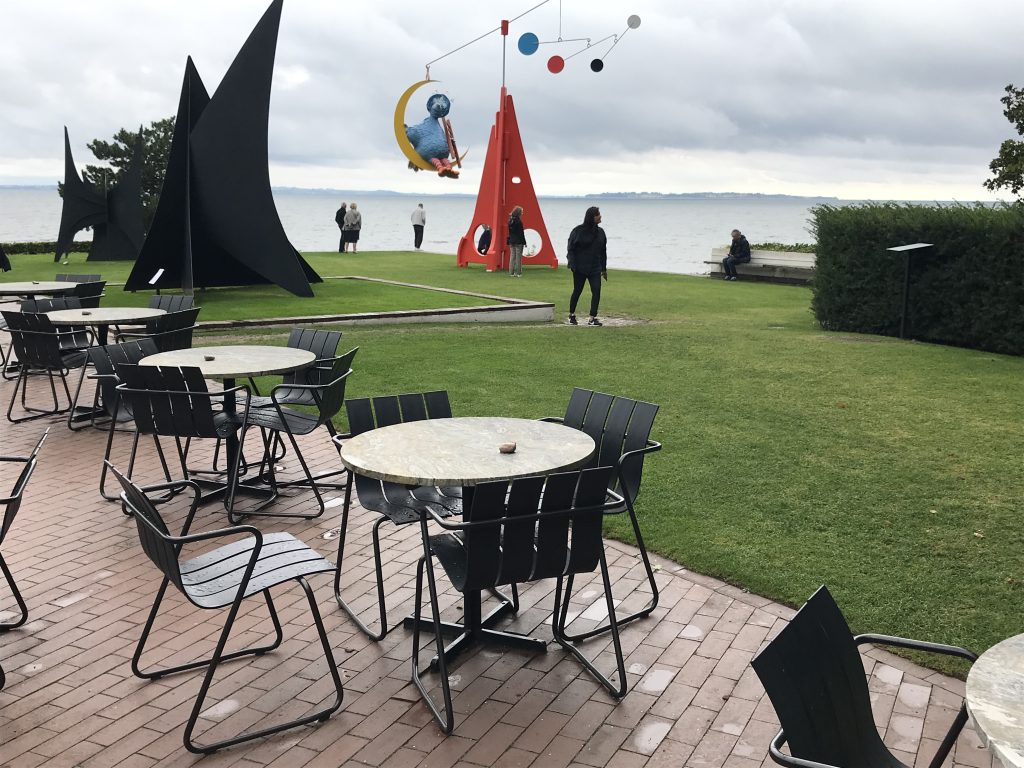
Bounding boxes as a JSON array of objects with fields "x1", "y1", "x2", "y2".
[{"x1": 9, "y1": 249, "x2": 1023, "y2": 675}]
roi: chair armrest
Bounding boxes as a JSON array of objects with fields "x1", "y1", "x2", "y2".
[
  {"x1": 854, "y1": 634, "x2": 977, "y2": 662},
  {"x1": 768, "y1": 730, "x2": 841, "y2": 768}
]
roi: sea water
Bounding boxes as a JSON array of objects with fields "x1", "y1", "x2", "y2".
[{"x1": 0, "y1": 186, "x2": 833, "y2": 275}]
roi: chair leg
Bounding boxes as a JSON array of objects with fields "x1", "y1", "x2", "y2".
[
  {"x1": 556, "y1": 502, "x2": 660, "y2": 642},
  {"x1": 182, "y1": 581, "x2": 344, "y2": 754},
  {"x1": 0, "y1": 552, "x2": 28, "y2": 630},
  {"x1": 66, "y1": 364, "x2": 91, "y2": 431},
  {"x1": 234, "y1": 429, "x2": 325, "y2": 520},
  {"x1": 411, "y1": 555, "x2": 454, "y2": 734},
  {"x1": 131, "y1": 579, "x2": 284, "y2": 680},
  {"x1": 334, "y1": 480, "x2": 392, "y2": 641},
  {"x1": 552, "y1": 551, "x2": 627, "y2": 698},
  {"x1": 928, "y1": 704, "x2": 970, "y2": 768}
]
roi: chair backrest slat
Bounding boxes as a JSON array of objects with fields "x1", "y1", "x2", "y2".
[
  {"x1": 580, "y1": 392, "x2": 614, "y2": 447},
  {"x1": 55, "y1": 273, "x2": 100, "y2": 282},
  {"x1": 372, "y1": 396, "x2": 402, "y2": 427},
  {"x1": 71, "y1": 280, "x2": 106, "y2": 308},
  {"x1": 751, "y1": 586, "x2": 894, "y2": 766},
  {"x1": 565, "y1": 467, "x2": 613, "y2": 574},
  {"x1": 424, "y1": 390, "x2": 452, "y2": 419},
  {"x1": 398, "y1": 393, "x2": 427, "y2": 422},
  {"x1": 496, "y1": 475, "x2": 545, "y2": 584},
  {"x1": 462, "y1": 481, "x2": 507, "y2": 589},
  {"x1": 619, "y1": 401, "x2": 659, "y2": 499},
  {"x1": 596, "y1": 398, "x2": 633, "y2": 469}
]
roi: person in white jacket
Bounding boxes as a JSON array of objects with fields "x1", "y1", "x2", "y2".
[{"x1": 411, "y1": 203, "x2": 426, "y2": 249}]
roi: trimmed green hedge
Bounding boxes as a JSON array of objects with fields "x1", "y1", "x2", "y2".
[
  {"x1": 811, "y1": 203, "x2": 1024, "y2": 355},
  {"x1": 0, "y1": 241, "x2": 91, "y2": 255},
  {"x1": 750, "y1": 242, "x2": 817, "y2": 253}
]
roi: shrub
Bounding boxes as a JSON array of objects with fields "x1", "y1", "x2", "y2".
[
  {"x1": 1, "y1": 241, "x2": 91, "y2": 255},
  {"x1": 750, "y1": 242, "x2": 817, "y2": 253},
  {"x1": 811, "y1": 203, "x2": 1024, "y2": 355}
]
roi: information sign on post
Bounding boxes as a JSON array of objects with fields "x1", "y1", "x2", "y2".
[{"x1": 886, "y1": 243, "x2": 933, "y2": 339}]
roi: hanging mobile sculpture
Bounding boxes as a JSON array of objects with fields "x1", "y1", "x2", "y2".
[{"x1": 517, "y1": 5, "x2": 641, "y2": 74}]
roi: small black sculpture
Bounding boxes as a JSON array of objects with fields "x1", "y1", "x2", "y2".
[
  {"x1": 125, "y1": 0, "x2": 321, "y2": 297},
  {"x1": 55, "y1": 127, "x2": 144, "y2": 263}
]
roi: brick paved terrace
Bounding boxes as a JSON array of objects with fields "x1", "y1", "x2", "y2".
[{"x1": 0, "y1": 373, "x2": 998, "y2": 768}]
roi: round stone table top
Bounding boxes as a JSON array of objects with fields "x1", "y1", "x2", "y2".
[
  {"x1": 139, "y1": 345, "x2": 316, "y2": 380},
  {"x1": 967, "y1": 632, "x2": 1024, "y2": 767},
  {"x1": 47, "y1": 307, "x2": 166, "y2": 326},
  {"x1": 338, "y1": 416, "x2": 596, "y2": 487},
  {"x1": 0, "y1": 281, "x2": 78, "y2": 296}
]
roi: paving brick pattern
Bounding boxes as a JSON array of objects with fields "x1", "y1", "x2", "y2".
[{"x1": 0, "y1": 376, "x2": 997, "y2": 767}]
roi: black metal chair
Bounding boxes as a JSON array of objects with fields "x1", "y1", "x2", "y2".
[
  {"x1": 236, "y1": 347, "x2": 357, "y2": 522},
  {"x1": 148, "y1": 294, "x2": 195, "y2": 312},
  {"x1": 70, "y1": 280, "x2": 106, "y2": 308},
  {"x1": 19, "y1": 296, "x2": 92, "y2": 354},
  {"x1": 55, "y1": 273, "x2": 100, "y2": 282},
  {"x1": 751, "y1": 585, "x2": 976, "y2": 768},
  {"x1": 246, "y1": 328, "x2": 345, "y2": 468},
  {"x1": 0, "y1": 429, "x2": 47, "y2": 631},
  {"x1": 542, "y1": 388, "x2": 661, "y2": 640},
  {"x1": 2, "y1": 311, "x2": 92, "y2": 423},
  {"x1": 413, "y1": 466, "x2": 628, "y2": 734},
  {"x1": 108, "y1": 464, "x2": 344, "y2": 754},
  {"x1": 114, "y1": 363, "x2": 249, "y2": 513},
  {"x1": 331, "y1": 390, "x2": 462, "y2": 640},
  {"x1": 114, "y1": 308, "x2": 200, "y2": 352}
]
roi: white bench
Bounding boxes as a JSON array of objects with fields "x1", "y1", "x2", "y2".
[{"x1": 705, "y1": 247, "x2": 815, "y2": 284}]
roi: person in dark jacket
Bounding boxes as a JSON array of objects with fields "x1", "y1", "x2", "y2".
[
  {"x1": 334, "y1": 202, "x2": 347, "y2": 253},
  {"x1": 566, "y1": 206, "x2": 608, "y2": 326},
  {"x1": 506, "y1": 206, "x2": 526, "y2": 276},
  {"x1": 477, "y1": 224, "x2": 492, "y2": 254},
  {"x1": 722, "y1": 229, "x2": 750, "y2": 280}
]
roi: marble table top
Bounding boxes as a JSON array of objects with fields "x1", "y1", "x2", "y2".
[
  {"x1": 139, "y1": 345, "x2": 316, "y2": 380},
  {"x1": 46, "y1": 307, "x2": 166, "y2": 325},
  {"x1": 967, "y1": 632, "x2": 1024, "y2": 767},
  {"x1": 0, "y1": 281, "x2": 78, "y2": 296},
  {"x1": 338, "y1": 416, "x2": 596, "y2": 487}
]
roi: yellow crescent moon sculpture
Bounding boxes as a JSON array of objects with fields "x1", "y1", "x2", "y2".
[{"x1": 394, "y1": 79, "x2": 468, "y2": 172}]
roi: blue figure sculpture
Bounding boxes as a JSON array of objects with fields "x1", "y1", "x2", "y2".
[{"x1": 405, "y1": 93, "x2": 460, "y2": 178}]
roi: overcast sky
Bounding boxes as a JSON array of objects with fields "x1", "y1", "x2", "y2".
[{"x1": 1, "y1": 0, "x2": 1018, "y2": 200}]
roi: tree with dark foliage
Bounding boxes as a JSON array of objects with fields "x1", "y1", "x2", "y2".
[{"x1": 985, "y1": 84, "x2": 1024, "y2": 199}]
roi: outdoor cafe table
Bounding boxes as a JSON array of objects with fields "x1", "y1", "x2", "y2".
[
  {"x1": 966, "y1": 632, "x2": 1024, "y2": 767},
  {"x1": 139, "y1": 345, "x2": 316, "y2": 502},
  {"x1": 46, "y1": 306, "x2": 165, "y2": 345},
  {"x1": 0, "y1": 281, "x2": 78, "y2": 299},
  {"x1": 338, "y1": 416, "x2": 596, "y2": 662}
]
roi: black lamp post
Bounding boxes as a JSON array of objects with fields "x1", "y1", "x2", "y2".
[{"x1": 885, "y1": 242, "x2": 933, "y2": 339}]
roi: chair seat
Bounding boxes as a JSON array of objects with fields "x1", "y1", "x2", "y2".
[
  {"x1": 243, "y1": 405, "x2": 320, "y2": 436},
  {"x1": 212, "y1": 411, "x2": 245, "y2": 437},
  {"x1": 181, "y1": 531, "x2": 335, "y2": 609},
  {"x1": 358, "y1": 476, "x2": 454, "y2": 524},
  {"x1": 429, "y1": 532, "x2": 475, "y2": 592},
  {"x1": 60, "y1": 350, "x2": 89, "y2": 370}
]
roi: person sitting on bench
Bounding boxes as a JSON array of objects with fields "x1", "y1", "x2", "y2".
[{"x1": 722, "y1": 229, "x2": 751, "y2": 281}]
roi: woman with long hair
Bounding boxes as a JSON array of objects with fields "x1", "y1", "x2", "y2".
[
  {"x1": 566, "y1": 206, "x2": 608, "y2": 326},
  {"x1": 507, "y1": 206, "x2": 526, "y2": 277}
]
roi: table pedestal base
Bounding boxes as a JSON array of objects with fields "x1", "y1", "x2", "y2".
[{"x1": 405, "y1": 587, "x2": 547, "y2": 669}]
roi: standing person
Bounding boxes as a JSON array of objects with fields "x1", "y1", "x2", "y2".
[
  {"x1": 722, "y1": 228, "x2": 751, "y2": 280},
  {"x1": 411, "y1": 203, "x2": 426, "y2": 249},
  {"x1": 343, "y1": 202, "x2": 362, "y2": 253},
  {"x1": 334, "y1": 202, "x2": 347, "y2": 253},
  {"x1": 476, "y1": 224, "x2": 492, "y2": 254},
  {"x1": 507, "y1": 206, "x2": 526, "y2": 277},
  {"x1": 566, "y1": 206, "x2": 608, "y2": 326}
]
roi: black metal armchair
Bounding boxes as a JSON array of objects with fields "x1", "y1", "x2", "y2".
[
  {"x1": 236, "y1": 347, "x2": 357, "y2": 522},
  {"x1": 413, "y1": 466, "x2": 628, "y2": 734},
  {"x1": 19, "y1": 296, "x2": 92, "y2": 353},
  {"x1": 331, "y1": 390, "x2": 460, "y2": 641},
  {"x1": 542, "y1": 388, "x2": 661, "y2": 640},
  {"x1": 0, "y1": 429, "x2": 47, "y2": 631},
  {"x1": 2, "y1": 310, "x2": 93, "y2": 422},
  {"x1": 114, "y1": 363, "x2": 249, "y2": 513},
  {"x1": 108, "y1": 464, "x2": 344, "y2": 754},
  {"x1": 114, "y1": 308, "x2": 200, "y2": 352},
  {"x1": 751, "y1": 585, "x2": 976, "y2": 768}
]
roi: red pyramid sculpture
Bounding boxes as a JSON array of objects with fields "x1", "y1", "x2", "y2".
[{"x1": 456, "y1": 86, "x2": 558, "y2": 271}]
